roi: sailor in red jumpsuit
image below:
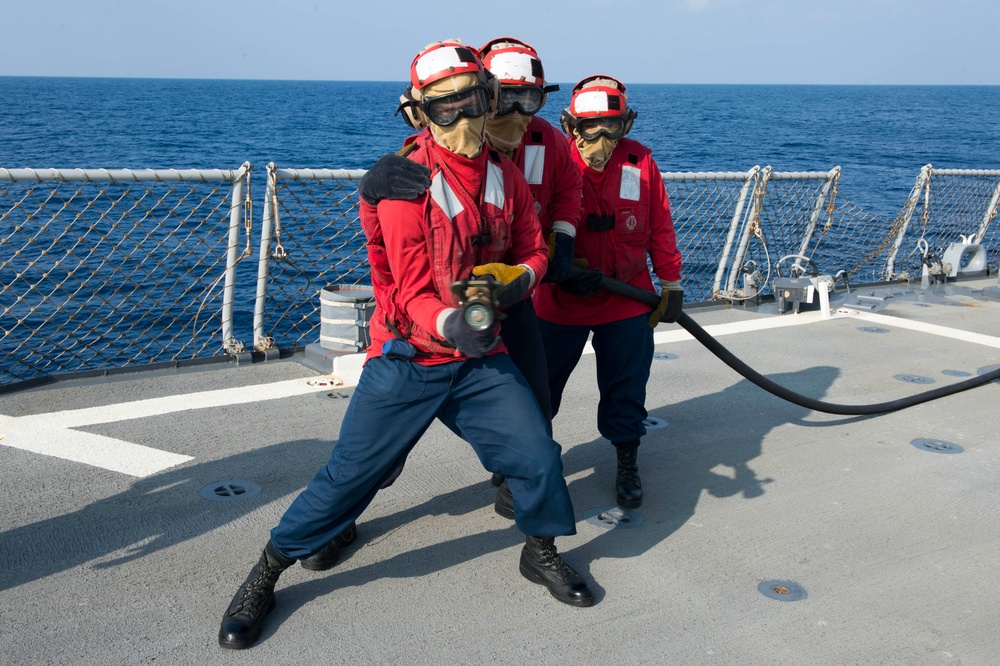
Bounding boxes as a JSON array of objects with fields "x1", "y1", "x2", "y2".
[
  {"x1": 358, "y1": 38, "x2": 584, "y2": 518},
  {"x1": 217, "y1": 41, "x2": 594, "y2": 651},
  {"x1": 534, "y1": 75, "x2": 684, "y2": 510}
]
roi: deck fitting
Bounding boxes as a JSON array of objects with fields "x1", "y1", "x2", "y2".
[
  {"x1": 643, "y1": 416, "x2": 668, "y2": 430},
  {"x1": 584, "y1": 506, "x2": 643, "y2": 529},
  {"x1": 319, "y1": 390, "x2": 352, "y2": 400},
  {"x1": 199, "y1": 480, "x2": 261, "y2": 501},
  {"x1": 653, "y1": 352, "x2": 678, "y2": 360},
  {"x1": 911, "y1": 438, "x2": 964, "y2": 454},
  {"x1": 758, "y1": 579, "x2": 807, "y2": 601},
  {"x1": 895, "y1": 374, "x2": 935, "y2": 385},
  {"x1": 978, "y1": 364, "x2": 1000, "y2": 383},
  {"x1": 857, "y1": 326, "x2": 890, "y2": 334}
]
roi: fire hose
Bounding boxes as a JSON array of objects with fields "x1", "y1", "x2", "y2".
[{"x1": 585, "y1": 269, "x2": 1000, "y2": 415}]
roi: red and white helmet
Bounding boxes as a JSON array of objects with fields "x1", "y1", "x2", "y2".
[
  {"x1": 561, "y1": 74, "x2": 637, "y2": 138},
  {"x1": 397, "y1": 39, "x2": 499, "y2": 130},
  {"x1": 568, "y1": 75, "x2": 631, "y2": 119},
  {"x1": 478, "y1": 37, "x2": 546, "y2": 87},
  {"x1": 409, "y1": 40, "x2": 489, "y2": 91}
]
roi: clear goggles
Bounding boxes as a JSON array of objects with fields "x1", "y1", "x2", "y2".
[
  {"x1": 574, "y1": 116, "x2": 628, "y2": 141},
  {"x1": 496, "y1": 85, "x2": 545, "y2": 116},
  {"x1": 421, "y1": 84, "x2": 491, "y2": 127}
]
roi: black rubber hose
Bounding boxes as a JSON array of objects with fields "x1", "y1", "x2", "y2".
[{"x1": 584, "y1": 268, "x2": 1000, "y2": 415}]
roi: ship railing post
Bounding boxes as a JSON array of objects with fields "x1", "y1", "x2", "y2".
[
  {"x1": 728, "y1": 165, "x2": 772, "y2": 293},
  {"x1": 885, "y1": 164, "x2": 932, "y2": 280},
  {"x1": 221, "y1": 162, "x2": 251, "y2": 356},
  {"x1": 252, "y1": 163, "x2": 279, "y2": 352},
  {"x1": 794, "y1": 166, "x2": 841, "y2": 264},
  {"x1": 714, "y1": 167, "x2": 760, "y2": 295},
  {"x1": 974, "y1": 177, "x2": 1000, "y2": 245}
]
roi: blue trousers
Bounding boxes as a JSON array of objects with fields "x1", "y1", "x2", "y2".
[
  {"x1": 270, "y1": 354, "x2": 576, "y2": 560},
  {"x1": 538, "y1": 312, "x2": 654, "y2": 444},
  {"x1": 499, "y1": 298, "x2": 553, "y2": 426},
  {"x1": 379, "y1": 298, "x2": 552, "y2": 489}
]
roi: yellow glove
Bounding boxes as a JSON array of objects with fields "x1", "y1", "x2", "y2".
[
  {"x1": 472, "y1": 263, "x2": 527, "y2": 285},
  {"x1": 649, "y1": 281, "x2": 683, "y2": 327},
  {"x1": 472, "y1": 263, "x2": 530, "y2": 309}
]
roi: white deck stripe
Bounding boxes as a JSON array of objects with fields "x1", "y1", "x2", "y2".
[
  {"x1": 13, "y1": 377, "x2": 336, "y2": 429},
  {"x1": 586, "y1": 307, "x2": 1000, "y2": 353},
  {"x1": 847, "y1": 311, "x2": 1000, "y2": 348},
  {"x1": 580, "y1": 309, "x2": 828, "y2": 354},
  {"x1": 4, "y1": 307, "x2": 994, "y2": 477},
  {"x1": 652, "y1": 309, "x2": 827, "y2": 346},
  {"x1": 0, "y1": 377, "x2": 335, "y2": 478},
  {"x1": 0, "y1": 425, "x2": 194, "y2": 477}
]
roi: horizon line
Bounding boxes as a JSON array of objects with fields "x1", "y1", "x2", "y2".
[{"x1": 2, "y1": 74, "x2": 998, "y2": 87}]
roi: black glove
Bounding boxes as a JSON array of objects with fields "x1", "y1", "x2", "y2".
[
  {"x1": 649, "y1": 288, "x2": 683, "y2": 327},
  {"x1": 359, "y1": 153, "x2": 431, "y2": 205},
  {"x1": 542, "y1": 232, "x2": 575, "y2": 284},
  {"x1": 443, "y1": 309, "x2": 501, "y2": 358},
  {"x1": 558, "y1": 268, "x2": 604, "y2": 297}
]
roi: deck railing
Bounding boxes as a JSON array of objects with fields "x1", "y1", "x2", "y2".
[
  {"x1": 2, "y1": 163, "x2": 998, "y2": 390},
  {"x1": 1, "y1": 165, "x2": 251, "y2": 388}
]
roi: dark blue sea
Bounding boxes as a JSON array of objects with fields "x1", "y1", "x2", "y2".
[
  {"x1": 3, "y1": 77, "x2": 1000, "y2": 216},
  {"x1": 2, "y1": 77, "x2": 1000, "y2": 380}
]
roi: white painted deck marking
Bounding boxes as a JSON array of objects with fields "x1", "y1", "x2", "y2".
[
  {"x1": 848, "y1": 311, "x2": 1000, "y2": 349},
  {"x1": 583, "y1": 308, "x2": 828, "y2": 354},
  {"x1": 0, "y1": 377, "x2": 333, "y2": 478},
  {"x1": 651, "y1": 309, "x2": 827, "y2": 347},
  {"x1": 3, "y1": 307, "x2": 995, "y2": 477},
  {"x1": 637, "y1": 308, "x2": 1000, "y2": 351},
  {"x1": 0, "y1": 425, "x2": 195, "y2": 477}
]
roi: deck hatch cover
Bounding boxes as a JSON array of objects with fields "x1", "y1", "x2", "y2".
[
  {"x1": 910, "y1": 438, "x2": 964, "y2": 454},
  {"x1": 200, "y1": 480, "x2": 262, "y2": 501},
  {"x1": 895, "y1": 374, "x2": 935, "y2": 385}
]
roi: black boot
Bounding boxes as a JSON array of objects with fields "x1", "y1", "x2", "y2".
[
  {"x1": 494, "y1": 479, "x2": 514, "y2": 519},
  {"x1": 615, "y1": 440, "x2": 642, "y2": 508},
  {"x1": 300, "y1": 521, "x2": 358, "y2": 571},
  {"x1": 218, "y1": 541, "x2": 294, "y2": 650},
  {"x1": 519, "y1": 536, "x2": 594, "y2": 607}
]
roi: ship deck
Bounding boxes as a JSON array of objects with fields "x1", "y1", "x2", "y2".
[{"x1": 2, "y1": 277, "x2": 999, "y2": 665}]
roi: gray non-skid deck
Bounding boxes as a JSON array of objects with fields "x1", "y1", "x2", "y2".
[{"x1": 2, "y1": 278, "x2": 999, "y2": 665}]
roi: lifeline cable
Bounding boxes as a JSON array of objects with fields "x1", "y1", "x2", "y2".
[{"x1": 584, "y1": 269, "x2": 1000, "y2": 415}]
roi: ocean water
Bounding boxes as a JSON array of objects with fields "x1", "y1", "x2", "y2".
[
  {"x1": 3, "y1": 77, "x2": 1000, "y2": 216},
  {"x1": 2, "y1": 77, "x2": 1000, "y2": 379}
]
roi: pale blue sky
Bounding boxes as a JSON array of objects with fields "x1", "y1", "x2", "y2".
[{"x1": 4, "y1": 0, "x2": 997, "y2": 84}]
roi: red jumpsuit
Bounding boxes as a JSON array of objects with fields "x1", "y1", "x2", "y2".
[
  {"x1": 533, "y1": 136, "x2": 680, "y2": 325},
  {"x1": 533, "y1": 135, "x2": 682, "y2": 445},
  {"x1": 511, "y1": 116, "x2": 583, "y2": 238},
  {"x1": 359, "y1": 130, "x2": 548, "y2": 365},
  {"x1": 492, "y1": 115, "x2": 583, "y2": 423}
]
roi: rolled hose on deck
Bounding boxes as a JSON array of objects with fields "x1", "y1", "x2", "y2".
[{"x1": 576, "y1": 267, "x2": 1000, "y2": 415}]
